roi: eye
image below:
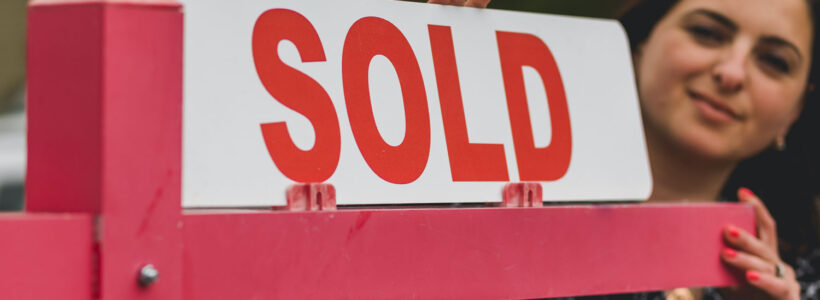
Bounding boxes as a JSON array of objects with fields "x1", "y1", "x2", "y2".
[
  {"x1": 758, "y1": 52, "x2": 791, "y2": 74},
  {"x1": 687, "y1": 24, "x2": 729, "y2": 46}
]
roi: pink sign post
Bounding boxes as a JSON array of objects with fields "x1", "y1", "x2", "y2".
[{"x1": 0, "y1": 0, "x2": 757, "y2": 299}]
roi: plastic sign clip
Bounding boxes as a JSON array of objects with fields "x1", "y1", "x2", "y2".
[
  {"x1": 501, "y1": 182, "x2": 543, "y2": 208},
  {"x1": 284, "y1": 183, "x2": 337, "y2": 211}
]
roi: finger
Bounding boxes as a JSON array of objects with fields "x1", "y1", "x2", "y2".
[
  {"x1": 745, "y1": 270, "x2": 800, "y2": 300},
  {"x1": 774, "y1": 261, "x2": 798, "y2": 280},
  {"x1": 722, "y1": 248, "x2": 798, "y2": 281},
  {"x1": 722, "y1": 248, "x2": 778, "y2": 275},
  {"x1": 724, "y1": 225, "x2": 779, "y2": 263},
  {"x1": 738, "y1": 187, "x2": 778, "y2": 250},
  {"x1": 464, "y1": 0, "x2": 491, "y2": 8}
]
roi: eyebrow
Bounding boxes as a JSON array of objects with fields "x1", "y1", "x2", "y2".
[
  {"x1": 760, "y1": 36, "x2": 804, "y2": 63},
  {"x1": 688, "y1": 9, "x2": 738, "y2": 32},
  {"x1": 687, "y1": 9, "x2": 804, "y2": 63}
]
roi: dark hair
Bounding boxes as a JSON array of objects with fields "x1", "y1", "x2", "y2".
[
  {"x1": 619, "y1": 0, "x2": 677, "y2": 52},
  {"x1": 620, "y1": 0, "x2": 820, "y2": 263}
]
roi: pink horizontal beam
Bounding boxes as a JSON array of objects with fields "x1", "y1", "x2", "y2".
[
  {"x1": 182, "y1": 203, "x2": 754, "y2": 299},
  {"x1": 0, "y1": 213, "x2": 94, "y2": 300}
]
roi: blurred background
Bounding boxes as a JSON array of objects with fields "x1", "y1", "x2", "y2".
[{"x1": 0, "y1": 0, "x2": 26, "y2": 211}]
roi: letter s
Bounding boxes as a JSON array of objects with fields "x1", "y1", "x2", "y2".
[{"x1": 252, "y1": 9, "x2": 341, "y2": 182}]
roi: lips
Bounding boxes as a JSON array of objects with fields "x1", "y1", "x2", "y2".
[{"x1": 687, "y1": 90, "x2": 743, "y2": 122}]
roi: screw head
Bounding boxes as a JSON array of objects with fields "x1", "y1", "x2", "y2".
[{"x1": 138, "y1": 264, "x2": 159, "y2": 288}]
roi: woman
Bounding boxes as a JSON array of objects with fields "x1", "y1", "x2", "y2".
[{"x1": 429, "y1": 0, "x2": 818, "y2": 298}]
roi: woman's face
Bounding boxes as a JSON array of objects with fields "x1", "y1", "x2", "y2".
[{"x1": 636, "y1": 0, "x2": 813, "y2": 162}]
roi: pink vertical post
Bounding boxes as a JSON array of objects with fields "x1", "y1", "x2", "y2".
[{"x1": 27, "y1": 0, "x2": 183, "y2": 298}]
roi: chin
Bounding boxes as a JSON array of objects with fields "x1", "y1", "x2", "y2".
[{"x1": 671, "y1": 127, "x2": 744, "y2": 163}]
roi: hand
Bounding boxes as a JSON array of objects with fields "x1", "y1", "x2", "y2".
[
  {"x1": 721, "y1": 188, "x2": 800, "y2": 300},
  {"x1": 427, "y1": 0, "x2": 490, "y2": 8}
]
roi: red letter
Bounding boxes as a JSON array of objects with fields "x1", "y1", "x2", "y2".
[
  {"x1": 252, "y1": 9, "x2": 340, "y2": 182},
  {"x1": 428, "y1": 25, "x2": 509, "y2": 181},
  {"x1": 342, "y1": 17, "x2": 430, "y2": 184},
  {"x1": 497, "y1": 31, "x2": 572, "y2": 181}
]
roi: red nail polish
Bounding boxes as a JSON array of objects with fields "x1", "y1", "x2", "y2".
[
  {"x1": 724, "y1": 248, "x2": 737, "y2": 258},
  {"x1": 738, "y1": 187, "x2": 755, "y2": 199},
  {"x1": 746, "y1": 270, "x2": 760, "y2": 281},
  {"x1": 728, "y1": 227, "x2": 740, "y2": 238}
]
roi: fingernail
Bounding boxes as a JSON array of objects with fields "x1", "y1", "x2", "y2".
[
  {"x1": 728, "y1": 226, "x2": 740, "y2": 238},
  {"x1": 724, "y1": 248, "x2": 737, "y2": 258},
  {"x1": 746, "y1": 270, "x2": 760, "y2": 281},
  {"x1": 738, "y1": 187, "x2": 755, "y2": 199}
]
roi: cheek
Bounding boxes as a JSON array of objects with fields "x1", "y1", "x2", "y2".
[
  {"x1": 638, "y1": 32, "x2": 714, "y2": 110},
  {"x1": 747, "y1": 84, "x2": 802, "y2": 138}
]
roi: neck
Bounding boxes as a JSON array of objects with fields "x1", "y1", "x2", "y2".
[{"x1": 644, "y1": 130, "x2": 738, "y2": 203}]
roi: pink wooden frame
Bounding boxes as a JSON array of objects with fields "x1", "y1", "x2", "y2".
[{"x1": 1, "y1": 1, "x2": 755, "y2": 299}]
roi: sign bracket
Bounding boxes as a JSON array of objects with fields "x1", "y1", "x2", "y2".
[
  {"x1": 284, "y1": 183, "x2": 337, "y2": 211},
  {"x1": 501, "y1": 182, "x2": 543, "y2": 207}
]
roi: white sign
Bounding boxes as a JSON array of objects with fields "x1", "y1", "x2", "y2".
[{"x1": 181, "y1": 0, "x2": 652, "y2": 207}]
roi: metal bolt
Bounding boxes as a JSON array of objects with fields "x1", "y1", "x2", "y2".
[{"x1": 138, "y1": 264, "x2": 159, "y2": 288}]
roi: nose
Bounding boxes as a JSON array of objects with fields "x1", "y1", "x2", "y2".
[{"x1": 712, "y1": 47, "x2": 749, "y2": 94}]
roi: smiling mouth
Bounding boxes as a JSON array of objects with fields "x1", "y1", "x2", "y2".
[{"x1": 687, "y1": 90, "x2": 743, "y2": 122}]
